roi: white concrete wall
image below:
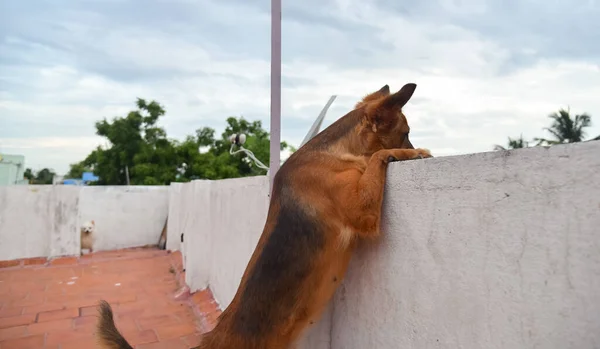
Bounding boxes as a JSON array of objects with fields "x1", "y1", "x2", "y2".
[
  {"x1": 49, "y1": 186, "x2": 81, "y2": 257},
  {"x1": 204, "y1": 176, "x2": 270, "y2": 307},
  {"x1": 78, "y1": 186, "x2": 168, "y2": 251},
  {"x1": 182, "y1": 180, "x2": 212, "y2": 291},
  {"x1": 178, "y1": 141, "x2": 600, "y2": 349},
  {"x1": 0, "y1": 186, "x2": 54, "y2": 260},
  {"x1": 183, "y1": 176, "x2": 270, "y2": 302},
  {"x1": 166, "y1": 183, "x2": 184, "y2": 252},
  {"x1": 0, "y1": 185, "x2": 169, "y2": 260},
  {"x1": 0, "y1": 185, "x2": 80, "y2": 260}
]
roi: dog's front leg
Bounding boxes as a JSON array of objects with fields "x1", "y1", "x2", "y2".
[{"x1": 349, "y1": 148, "x2": 431, "y2": 239}]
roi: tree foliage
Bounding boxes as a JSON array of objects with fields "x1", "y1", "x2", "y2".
[
  {"x1": 67, "y1": 98, "x2": 293, "y2": 185},
  {"x1": 494, "y1": 107, "x2": 595, "y2": 150},
  {"x1": 534, "y1": 108, "x2": 592, "y2": 145},
  {"x1": 24, "y1": 168, "x2": 56, "y2": 184},
  {"x1": 493, "y1": 134, "x2": 529, "y2": 151}
]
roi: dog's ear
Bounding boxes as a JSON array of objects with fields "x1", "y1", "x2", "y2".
[
  {"x1": 91, "y1": 220, "x2": 95, "y2": 226},
  {"x1": 375, "y1": 84, "x2": 390, "y2": 96},
  {"x1": 381, "y1": 83, "x2": 416, "y2": 110},
  {"x1": 355, "y1": 84, "x2": 391, "y2": 108},
  {"x1": 364, "y1": 83, "x2": 416, "y2": 131}
]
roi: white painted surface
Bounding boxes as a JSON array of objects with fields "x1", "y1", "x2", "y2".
[
  {"x1": 183, "y1": 177, "x2": 270, "y2": 305},
  {"x1": 78, "y1": 186, "x2": 169, "y2": 251},
  {"x1": 206, "y1": 176, "x2": 270, "y2": 307},
  {"x1": 0, "y1": 185, "x2": 169, "y2": 260},
  {"x1": 184, "y1": 180, "x2": 212, "y2": 293},
  {"x1": 49, "y1": 186, "x2": 80, "y2": 257},
  {"x1": 332, "y1": 141, "x2": 600, "y2": 349},
  {"x1": 0, "y1": 186, "x2": 54, "y2": 259},
  {"x1": 178, "y1": 180, "x2": 206, "y2": 275},
  {"x1": 166, "y1": 183, "x2": 184, "y2": 251}
]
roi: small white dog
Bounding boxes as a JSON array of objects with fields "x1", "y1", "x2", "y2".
[{"x1": 80, "y1": 220, "x2": 96, "y2": 255}]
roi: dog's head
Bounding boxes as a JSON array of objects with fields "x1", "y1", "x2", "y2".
[
  {"x1": 298, "y1": 82, "x2": 421, "y2": 157},
  {"x1": 81, "y1": 220, "x2": 95, "y2": 234},
  {"x1": 355, "y1": 83, "x2": 417, "y2": 152}
]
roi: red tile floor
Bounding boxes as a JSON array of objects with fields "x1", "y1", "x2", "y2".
[{"x1": 0, "y1": 248, "x2": 221, "y2": 349}]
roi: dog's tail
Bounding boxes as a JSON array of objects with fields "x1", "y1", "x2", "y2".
[{"x1": 96, "y1": 300, "x2": 134, "y2": 349}]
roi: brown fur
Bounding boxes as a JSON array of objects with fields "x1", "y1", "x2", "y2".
[
  {"x1": 96, "y1": 301, "x2": 133, "y2": 349},
  {"x1": 96, "y1": 83, "x2": 432, "y2": 349}
]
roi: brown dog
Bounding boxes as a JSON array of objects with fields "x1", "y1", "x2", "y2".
[{"x1": 96, "y1": 83, "x2": 432, "y2": 349}]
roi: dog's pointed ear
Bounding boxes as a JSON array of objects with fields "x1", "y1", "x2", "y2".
[
  {"x1": 355, "y1": 84, "x2": 391, "y2": 108},
  {"x1": 377, "y1": 84, "x2": 390, "y2": 95},
  {"x1": 91, "y1": 220, "x2": 95, "y2": 225},
  {"x1": 381, "y1": 83, "x2": 416, "y2": 110},
  {"x1": 364, "y1": 83, "x2": 417, "y2": 132}
]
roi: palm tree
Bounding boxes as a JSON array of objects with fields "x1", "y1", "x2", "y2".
[
  {"x1": 534, "y1": 108, "x2": 592, "y2": 145},
  {"x1": 493, "y1": 134, "x2": 529, "y2": 151}
]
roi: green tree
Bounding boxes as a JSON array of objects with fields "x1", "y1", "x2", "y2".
[
  {"x1": 68, "y1": 99, "x2": 294, "y2": 185},
  {"x1": 32, "y1": 168, "x2": 56, "y2": 184},
  {"x1": 172, "y1": 117, "x2": 292, "y2": 181},
  {"x1": 23, "y1": 168, "x2": 34, "y2": 182},
  {"x1": 65, "y1": 162, "x2": 92, "y2": 179},
  {"x1": 80, "y1": 98, "x2": 176, "y2": 185},
  {"x1": 494, "y1": 134, "x2": 529, "y2": 151},
  {"x1": 534, "y1": 108, "x2": 592, "y2": 145},
  {"x1": 211, "y1": 117, "x2": 291, "y2": 178}
]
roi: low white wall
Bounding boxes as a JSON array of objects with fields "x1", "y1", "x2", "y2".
[
  {"x1": 166, "y1": 183, "x2": 184, "y2": 252},
  {"x1": 183, "y1": 176, "x2": 270, "y2": 302},
  {"x1": 0, "y1": 186, "x2": 54, "y2": 260},
  {"x1": 0, "y1": 185, "x2": 81, "y2": 260},
  {"x1": 0, "y1": 185, "x2": 169, "y2": 260},
  {"x1": 180, "y1": 180, "x2": 212, "y2": 291},
  {"x1": 179, "y1": 141, "x2": 600, "y2": 349},
  {"x1": 79, "y1": 186, "x2": 168, "y2": 251},
  {"x1": 49, "y1": 186, "x2": 81, "y2": 257}
]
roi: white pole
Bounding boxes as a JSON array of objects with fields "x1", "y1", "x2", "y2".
[{"x1": 269, "y1": 0, "x2": 282, "y2": 194}]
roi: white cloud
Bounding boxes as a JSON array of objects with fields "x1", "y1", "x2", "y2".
[{"x1": 1, "y1": 0, "x2": 599, "y2": 175}]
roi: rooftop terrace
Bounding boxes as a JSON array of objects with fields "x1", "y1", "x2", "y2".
[{"x1": 0, "y1": 248, "x2": 219, "y2": 349}]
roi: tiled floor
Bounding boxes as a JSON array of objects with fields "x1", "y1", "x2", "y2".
[{"x1": 0, "y1": 248, "x2": 221, "y2": 349}]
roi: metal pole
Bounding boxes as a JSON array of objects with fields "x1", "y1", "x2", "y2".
[{"x1": 269, "y1": 0, "x2": 282, "y2": 193}]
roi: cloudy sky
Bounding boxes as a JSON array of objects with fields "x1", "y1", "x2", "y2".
[{"x1": 1, "y1": 0, "x2": 599, "y2": 174}]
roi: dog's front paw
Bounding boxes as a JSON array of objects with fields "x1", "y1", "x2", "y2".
[
  {"x1": 385, "y1": 148, "x2": 432, "y2": 163},
  {"x1": 413, "y1": 148, "x2": 432, "y2": 159}
]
